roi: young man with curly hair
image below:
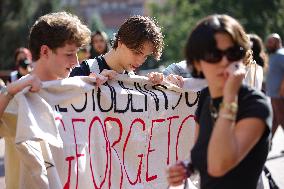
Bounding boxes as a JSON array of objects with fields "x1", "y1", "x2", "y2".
[
  {"x1": 70, "y1": 15, "x2": 165, "y2": 83},
  {"x1": 0, "y1": 11, "x2": 91, "y2": 188}
]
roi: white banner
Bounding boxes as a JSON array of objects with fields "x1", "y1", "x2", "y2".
[{"x1": 2, "y1": 75, "x2": 205, "y2": 189}]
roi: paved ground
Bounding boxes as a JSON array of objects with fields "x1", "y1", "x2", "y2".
[
  {"x1": 0, "y1": 128, "x2": 283, "y2": 189},
  {"x1": 0, "y1": 139, "x2": 5, "y2": 189},
  {"x1": 265, "y1": 127, "x2": 284, "y2": 188}
]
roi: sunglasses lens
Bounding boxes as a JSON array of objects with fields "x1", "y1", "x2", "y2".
[
  {"x1": 202, "y1": 46, "x2": 245, "y2": 63},
  {"x1": 227, "y1": 46, "x2": 245, "y2": 61},
  {"x1": 203, "y1": 49, "x2": 222, "y2": 63}
]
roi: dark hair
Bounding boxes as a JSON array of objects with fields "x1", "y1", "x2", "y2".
[
  {"x1": 185, "y1": 14, "x2": 252, "y2": 78},
  {"x1": 14, "y1": 47, "x2": 32, "y2": 62},
  {"x1": 29, "y1": 12, "x2": 91, "y2": 61},
  {"x1": 90, "y1": 30, "x2": 109, "y2": 58},
  {"x1": 248, "y1": 34, "x2": 267, "y2": 67},
  {"x1": 112, "y1": 15, "x2": 164, "y2": 60},
  {"x1": 18, "y1": 58, "x2": 31, "y2": 69}
]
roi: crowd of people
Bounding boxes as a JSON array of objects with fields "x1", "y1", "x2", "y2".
[{"x1": 0, "y1": 10, "x2": 283, "y2": 189}]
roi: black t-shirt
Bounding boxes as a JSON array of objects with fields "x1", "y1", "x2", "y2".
[
  {"x1": 70, "y1": 56, "x2": 131, "y2": 76},
  {"x1": 191, "y1": 85, "x2": 272, "y2": 189},
  {"x1": 70, "y1": 56, "x2": 111, "y2": 76}
]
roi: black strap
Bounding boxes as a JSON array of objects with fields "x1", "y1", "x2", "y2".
[
  {"x1": 69, "y1": 61, "x2": 90, "y2": 77},
  {"x1": 70, "y1": 56, "x2": 107, "y2": 77},
  {"x1": 263, "y1": 166, "x2": 279, "y2": 189},
  {"x1": 95, "y1": 56, "x2": 107, "y2": 73}
]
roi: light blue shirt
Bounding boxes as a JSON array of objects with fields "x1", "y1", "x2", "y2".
[
  {"x1": 266, "y1": 48, "x2": 284, "y2": 98},
  {"x1": 163, "y1": 60, "x2": 192, "y2": 78}
]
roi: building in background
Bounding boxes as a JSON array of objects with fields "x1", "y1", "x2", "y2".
[{"x1": 60, "y1": 0, "x2": 165, "y2": 34}]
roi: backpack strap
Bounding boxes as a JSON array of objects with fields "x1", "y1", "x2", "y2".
[{"x1": 88, "y1": 58, "x2": 102, "y2": 74}]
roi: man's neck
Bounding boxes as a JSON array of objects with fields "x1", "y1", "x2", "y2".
[
  {"x1": 32, "y1": 60, "x2": 57, "y2": 81},
  {"x1": 103, "y1": 49, "x2": 124, "y2": 73}
]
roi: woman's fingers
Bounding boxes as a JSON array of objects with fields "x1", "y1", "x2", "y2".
[{"x1": 166, "y1": 163, "x2": 187, "y2": 186}]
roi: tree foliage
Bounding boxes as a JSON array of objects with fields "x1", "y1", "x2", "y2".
[
  {"x1": 148, "y1": 0, "x2": 284, "y2": 64},
  {"x1": 90, "y1": 13, "x2": 105, "y2": 32},
  {"x1": 0, "y1": 0, "x2": 60, "y2": 70}
]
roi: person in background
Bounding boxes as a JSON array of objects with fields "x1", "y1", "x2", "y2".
[
  {"x1": 89, "y1": 30, "x2": 109, "y2": 58},
  {"x1": 14, "y1": 47, "x2": 32, "y2": 68},
  {"x1": 247, "y1": 32, "x2": 270, "y2": 189},
  {"x1": 243, "y1": 34, "x2": 268, "y2": 90},
  {"x1": 265, "y1": 33, "x2": 284, "y2": 138},
  {"x1": 167, "y1": 14, "x2": 272, "y2": 189},
  {"x1": 77, "y1": 45, "x2": 91, "y2": 63},
  {"x1": 249, "y1": 34, "x2": 268, "y2": 68},
  {"x1": 15, "y1": 59, "x2": 32, "y2": 80},
  {"x1": 0, "y1": 79, "x2": 4, "y2": 87},
  {"x1": 0, "y1": 78, "x2": 4, "y2": 139},
  {"x1": 163, "y1": 60, "x2": 192, "y2": 78},
  {"x1": 10, "y1": 47, "x2": 33, "y2": 82}
]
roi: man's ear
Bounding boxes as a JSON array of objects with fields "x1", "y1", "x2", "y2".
[
  {"x1": 39, "y1": 45, "x2": 50, "y2": 59},
  {"x1": 117, "y1": 40, "x2": 123, "y2": 48}
]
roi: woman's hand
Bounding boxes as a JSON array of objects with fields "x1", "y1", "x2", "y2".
[
  {"x1": 166, "y1": 161, "x2": 187, "y2": 186},
  {"x1": 165, "y1": 74, "x2": 184, "y2": 88},
  {"x1": 223, "y1": 61, "x2": 246, "y2": 101}
]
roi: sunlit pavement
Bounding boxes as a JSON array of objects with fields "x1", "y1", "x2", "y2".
[{"x1": 265, "y1": 127, "x2": 284, "y2": 188}]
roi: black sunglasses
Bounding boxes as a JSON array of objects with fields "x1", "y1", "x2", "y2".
[{"x1": 202, "y1": 46, "x2": 245, "y2": 63}]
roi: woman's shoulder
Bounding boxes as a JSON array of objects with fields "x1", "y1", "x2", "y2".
[
  {"x1": 239, "y1": 85, "x2": 268, "y2": 104},
  {"x1": 238, "y1": 85, "x2": 272, "y2": 128}
]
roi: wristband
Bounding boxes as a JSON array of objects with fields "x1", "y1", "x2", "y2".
[
  {"x1": 219, "y1": 113, "x2": 236, "y2": 121},
  {"x1": 0, "y1": 85, "x2": 14, "y2": 100},
  {"x1": 220, "y1": 101, "x2": 238, "y2": 114}
]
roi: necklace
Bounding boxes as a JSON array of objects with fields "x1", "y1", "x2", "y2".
[{"x1": 209, "y1": 98, "x2": 218, "y2": 122}]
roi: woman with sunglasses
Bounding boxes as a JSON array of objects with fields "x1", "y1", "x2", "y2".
[{"x1": 167, "y1": 14, "x2": 272, "y2": 189}]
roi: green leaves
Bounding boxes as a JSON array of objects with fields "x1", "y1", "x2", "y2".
[
  {"x1": 0, "y1": 0, "x2": 60, "y2": 70},
  {"x1": 148, "y1": 0, "x2": 284, "y2": 65}
]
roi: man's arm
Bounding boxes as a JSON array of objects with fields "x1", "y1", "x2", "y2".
[
  {"x1": 279, "y1": 77, "x2": 284, "y2": 97},
  {"x1": 0, "y1": 75, "x2": 41, "y2": 118}
]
